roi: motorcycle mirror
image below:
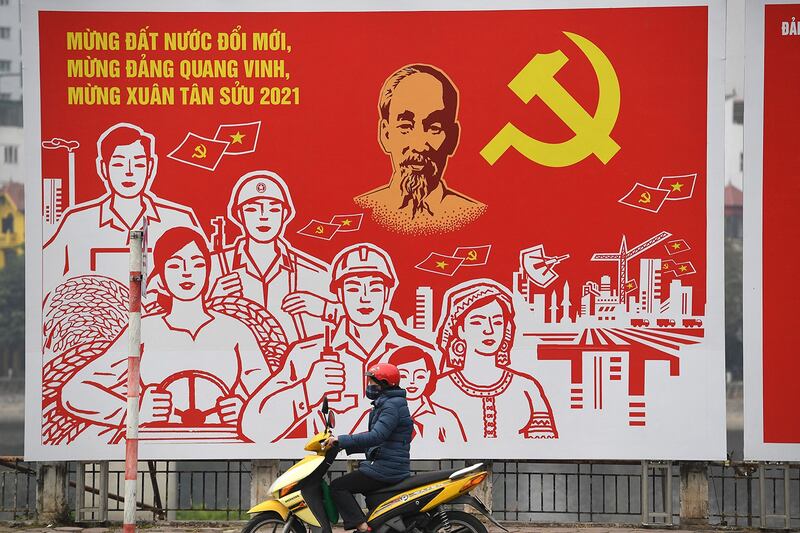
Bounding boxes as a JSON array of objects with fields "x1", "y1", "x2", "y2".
[
  {"x1": 321, "y1": 396, "x2": 329, "y2": 415},
  {"x1": 328, "y1": 411, "x2": 336, "y2": 430}
]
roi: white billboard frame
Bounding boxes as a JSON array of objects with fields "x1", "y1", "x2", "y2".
[
  {"x1": 23, "y1": 0, "x2": 727, "y2": 461},
  {"x1": 742, "y1": 0, "x2": 800, "y2": 462}
]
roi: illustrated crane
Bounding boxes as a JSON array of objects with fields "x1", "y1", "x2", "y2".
[{"x1": 590, "y1": 231, "x2": 671, "y2": 303}]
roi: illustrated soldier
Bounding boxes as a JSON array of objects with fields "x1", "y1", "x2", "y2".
[{"x1": 209, "y1": 171, "x2": 340, "y2": 344}]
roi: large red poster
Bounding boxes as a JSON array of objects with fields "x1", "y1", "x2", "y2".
[
  {"x1": 744, "y1": 0, "x2": 800, "y2": 460},
  {"x1": 24, "y1": 2, "x2": 726, "y2": 460},
  {"x1": 762, "y1": 4, "x2": 800, "y2": 445}
]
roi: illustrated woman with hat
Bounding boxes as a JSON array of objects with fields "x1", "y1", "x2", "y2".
[{"x1": 433, "y1": 279, "x2": 557, "y2": 440}]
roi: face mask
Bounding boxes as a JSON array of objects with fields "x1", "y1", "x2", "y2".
[{"x1": 366, "y1": 384, "x2": 382, "y2": 400}]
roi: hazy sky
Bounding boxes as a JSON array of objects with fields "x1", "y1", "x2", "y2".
[{"x1": 727, "y1": 0, "x2": 745, "y2": 97}]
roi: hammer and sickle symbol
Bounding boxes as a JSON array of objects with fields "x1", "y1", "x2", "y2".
[
  {"x1": 481, "y1": 32, "x2": 621, "y2": 168},
  {"x1": 315, "y1": 225, "x2": 325, "y2": 234},
  {"x1": 466, "y1": 250, "x2": 479, "y2": 262},
  {"x1": 638, "y1": 192, "x2": 651, "y2": 204},
  {"x1": 192, "y1": 144, "x2": 208, "y2": 159}
]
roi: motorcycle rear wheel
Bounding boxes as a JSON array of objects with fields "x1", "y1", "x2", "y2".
[
  {"x1": 427, "y1": 510, "x2": 488, "y2": 533},
  {"x1": 242, "y1": 511, "x2": 307, "y2": 533}
]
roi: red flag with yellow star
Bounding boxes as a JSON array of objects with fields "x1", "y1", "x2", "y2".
[
  {"x1": 214, "y1": 121, "x2": 261, "y2": 155},
  {"x1": 675, "y1": 261, "x2": 696, "y2": 277},
  {"x1": 168, "y1": 132, "x2": 229, "y2": 171},
  {"x1": 415, "y1": 252, "x2": 464, "y2": 276},
  {"x1": 453, "y1": 244, "x2": 491, "y2": 266},
  {"x1": 658, "y1": 173, "x2": 696, "y2": 200},
  {"x1": 664, "y1": 239, "x2": 691, "y2": 255},
  {"x1": 624, "y1": 279, "x2": 638, "y2": 292},
  {"x1": 297, "y1": 219, "x2": 340, "y2": 240},
  {"x1": 330, "y1": 213, "x2": 363, "y2": 232}
]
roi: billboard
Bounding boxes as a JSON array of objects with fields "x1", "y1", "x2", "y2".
[
  {"x1": 743, "y1": 0, "x2": 800, "y2": 461},
  {"x1": 24, "y1": 0, "x2": 726, "y2": 460}
]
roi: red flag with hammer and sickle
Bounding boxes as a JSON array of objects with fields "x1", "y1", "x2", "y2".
[
  {"x1": 453, "y1": 245, "x2": 492, "y2": 266},
  {"x1": 297, "y1": 220, "x2": 340, "y2": 240},
  {"x1": 167, "y1": 133, "x2": 229, "y2": 171},
  {"x1": 618, "y1": 183, "x2": 670, "y2": 213},
  {"x1": 661, "y1": 259, "x2": 678, "y2": 273}
]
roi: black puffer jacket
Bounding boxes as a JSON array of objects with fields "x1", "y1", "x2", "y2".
[{"x1": 336, "y1": 388, "x2": 413, "y2": 483}]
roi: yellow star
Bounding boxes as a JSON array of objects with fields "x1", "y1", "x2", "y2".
[
  {"x1": 672, "y1": 242, "x2": 682, "y2": 249},
  {"x1": 679, "y1": 265, "x2": 688, "y2": 272},
  {"x1": 230, "y1": 131, "x2": 245, "y2": 144},
  {"x1": 435, "y1": 260, "x2": 448, "y2": 269},
  {"x1": 341, "y1": 219, "x2": 352, "y2": 226},
  {"x1": 671, "y1": 182, "x2": 684, "y2": 192},
  {"x1": 626, "y1": 283, "x2": 634, "y2": 289}
]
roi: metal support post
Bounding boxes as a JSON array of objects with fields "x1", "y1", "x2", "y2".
[
  {"x1": 641, "y1": 460, "x2": 674, "y2": 527},
  {"x1": 76, "y1": 462, "x2": 110, "y2": 522},
  {"x1": 759, "y1": 462, "x2": 791, "y2": 530}
]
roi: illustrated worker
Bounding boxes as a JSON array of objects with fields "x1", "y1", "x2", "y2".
[
  {"x1": 43, "y1": 122, "x2": 201, "y2": 291},
  {"x1": 354, "y1": 64, "x2": 486, "y2": 235},
  {"x1": 209, "y1": 170, "x2": 340, "y2": 344},
  {"x1": 59, "y1": 227, "x2": 270, "y2": 442},
  {"x1": 239, "y1": 243, "x2": 434, "y2": 443}
]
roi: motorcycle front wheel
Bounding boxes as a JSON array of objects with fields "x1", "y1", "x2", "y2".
[
  {"x1": 427, "y1": 510, "x2": 488, "y2": 533},
  {"x1": 242, "y1": 511, "x2": 307, "y2": 533}
]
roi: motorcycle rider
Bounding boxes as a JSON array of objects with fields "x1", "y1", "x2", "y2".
[{"x1": 322, "y1": 363, "x2": 413, "y2": 533}]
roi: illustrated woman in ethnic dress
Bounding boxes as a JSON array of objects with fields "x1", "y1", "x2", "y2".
[{"x1": 432, "y1": 279, "x2": 558, "y2": 441}]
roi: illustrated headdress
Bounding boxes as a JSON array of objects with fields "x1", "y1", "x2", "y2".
[{"x1": 435, "y1": 279, "x2": 515, "y2": 371}]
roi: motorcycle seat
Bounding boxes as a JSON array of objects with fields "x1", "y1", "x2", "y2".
[{"x1": 365, "y1": 468, "x2": 460, "y2": 507}]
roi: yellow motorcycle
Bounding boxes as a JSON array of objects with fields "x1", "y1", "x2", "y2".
[{"x1": 244, "y1": 398, "x2": 504, "y2": 533}]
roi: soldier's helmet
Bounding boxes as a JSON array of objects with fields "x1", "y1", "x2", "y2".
[{"x1": 227, "y1": 170, "x2": 294, "y2": 226}]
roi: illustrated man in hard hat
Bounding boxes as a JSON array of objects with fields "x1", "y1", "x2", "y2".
[
  {"x1": 240, "y1": 243, "x2": 434, "y2": 444},
  {"x1": 208, "y1": 170, "x2": 339, "y2": 345}
]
